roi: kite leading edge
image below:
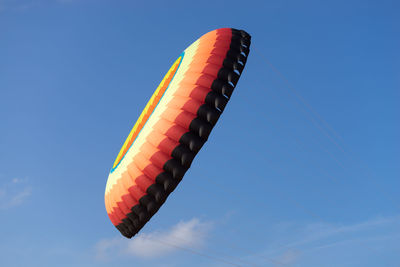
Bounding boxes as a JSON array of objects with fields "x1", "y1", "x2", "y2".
[{"x1": 105, "y1": 28, "x2": 251, "y2": 238}]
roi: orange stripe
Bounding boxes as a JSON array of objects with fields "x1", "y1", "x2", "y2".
[{"x1": 146, "y1": 131, "x2": 179, "y2": 156}]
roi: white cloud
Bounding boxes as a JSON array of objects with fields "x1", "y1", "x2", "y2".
[
  {"x1": 5, "y1": 187, "x2": 32, "y2": 208},
  {"x1": 276, "y1": 249, "x2": 301, "y2": 265},
  {"x1": 126, "y1": 218, "x2": 211, "y2": 258},
  {"x1": 12, "y1": 177, "x2": 22, "y2": 184},
  {"x1": 0, "y1": 178, "x2": 32, "y2": 209},
  {"x1": 95, "y1": 218, "x2": 212, "y2": 260}
]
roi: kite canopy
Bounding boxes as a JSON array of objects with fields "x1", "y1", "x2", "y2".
[{"x1": 105, "y1": 28, "x2": 251, "y2": 238}]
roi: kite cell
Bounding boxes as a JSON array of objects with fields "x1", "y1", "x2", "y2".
[{"x1": 105, "y1": 28, "x2": 251, "y2": 238}]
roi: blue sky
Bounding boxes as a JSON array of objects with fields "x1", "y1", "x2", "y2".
[{"x1": 0, "y1": 0, "x2": 399, "y2": 266}]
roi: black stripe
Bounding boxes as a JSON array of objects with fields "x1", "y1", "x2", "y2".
[
  {"x1": 155, "y1": 171, "x2": 179, "y2": 193},
  {"x1": 197, "y1": 104, "x2": 221, "y2": 125},
  {"x1": 205, "y1": 91, "x2": 228, "y2": 111},
  {"x1": 171, "y1": 144, "x2": 196, "y2": 168}
]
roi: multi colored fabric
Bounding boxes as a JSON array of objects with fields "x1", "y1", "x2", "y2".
[{"x1": 105, "y1": 28, "x2": 251, "y2": 238}]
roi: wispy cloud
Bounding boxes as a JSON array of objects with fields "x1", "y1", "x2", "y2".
[
  {"x1": 0, "y1": 0, "x2": 39, "y2": 12},
  {"x1": 0, "y1": 0, "x2": 77, "y2": 12},
  {"x1": 275, "y1": 249, "x2": 301, "y2": 265},
  {"x1": 253, "y1": 215, "x2": 400, "y2": 266},
  {"x1": 283, "y1": 215, "x2": 400, "y2": 249},
  {"x1": 95, "y1": 218, "x2": 212, "y2": 260},
  {"x1": 0, "y1": 178, "x2": 32, "y2": 209}
]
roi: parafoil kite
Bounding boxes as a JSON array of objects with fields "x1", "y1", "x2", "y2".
[{"x1": 105, "y1": 28, "x2": 251, "y2": 238}]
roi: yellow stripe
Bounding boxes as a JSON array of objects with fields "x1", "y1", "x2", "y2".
[{"x1": 112, "y1": 56, "x2": 182, "y2": 169}]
